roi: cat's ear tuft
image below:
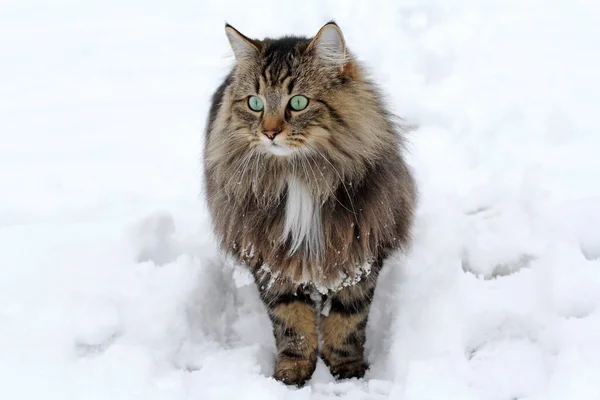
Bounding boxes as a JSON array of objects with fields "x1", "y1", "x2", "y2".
[
  {"x1": 308, "y1": 22, "x2": 347, "y2": 67},
  {"x1": 225, "y1": 24, "x2": 259, "y2": 61}
]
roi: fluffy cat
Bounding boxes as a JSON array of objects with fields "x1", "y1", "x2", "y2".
[{"x1": 203, "y1": 21, "x2": 416, "y2": 386}]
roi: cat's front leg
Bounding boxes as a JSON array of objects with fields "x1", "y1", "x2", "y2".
[
  {"x1": 320, "y1": 277, "x2": 376, "y2": 380},
  {"x1": 257, "y1": 281, "x2": 319, "y2": 386}
]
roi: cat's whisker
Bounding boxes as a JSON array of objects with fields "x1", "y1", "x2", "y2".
[
  {"x1": 234, "y1": 147, "x2": 258, "y2": 187},
  {"x1": 306, "y1": 143, "x2": 359, "y2": 221},
  {"x1": 213, "y1": 145, "x2": 259, "y2": 203},
  {"x1": 302, "y1": 146, "x2": 356, "y2": 215}
]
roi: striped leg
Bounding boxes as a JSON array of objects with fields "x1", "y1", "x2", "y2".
[
  {"x1": 320, "y1": 278, "x2": 376, "y2": 379},
  {"x1": 257, "y1": 283, "x2": 319, "y2": 386}
]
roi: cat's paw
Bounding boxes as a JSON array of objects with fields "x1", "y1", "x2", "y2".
[
  {"x1": 329, "y1": 360, "x2": 368, "y2": 380},
  {"x1": 274, "y1": 356, "x2": 317, "y2": 387}
]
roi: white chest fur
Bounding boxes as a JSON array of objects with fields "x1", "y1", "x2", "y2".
[{"x1": 281, "y1": 177, "x2": 323, "y2": 258}]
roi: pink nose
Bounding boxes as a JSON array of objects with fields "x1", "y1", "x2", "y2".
[{"x1": 263, "y1": 129, "x2": 281, "y2": 140}]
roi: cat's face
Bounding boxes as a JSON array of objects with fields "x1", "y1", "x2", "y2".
[
  {"x1": 206, "y1": 22, "x2": 399, "y2": 205},
  {"x1": 223, "y1": 23, "x2": 356, "y2": 158}
]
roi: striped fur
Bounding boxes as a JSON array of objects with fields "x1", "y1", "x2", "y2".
[{"x1": 203, "y1": 22, "x2": 416, "y2": 386}]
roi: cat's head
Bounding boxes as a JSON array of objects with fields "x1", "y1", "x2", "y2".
[{"x1": 216, "y1": 22, "x2": 394, "y2": 162}]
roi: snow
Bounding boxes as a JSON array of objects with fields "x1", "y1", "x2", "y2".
[{"x1": 2, "y1": 2, "x2": 600, "y2": 399}]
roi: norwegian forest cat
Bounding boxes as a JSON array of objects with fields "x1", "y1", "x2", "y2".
[{"x1": 203, "y1": 22, "x2": 416, "y2": 386}]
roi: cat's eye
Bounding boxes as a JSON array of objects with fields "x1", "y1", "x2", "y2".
[
  {"x1": 289, "y1": 95, "x2": 309, "y2": 111},
  {"x1": 248, "y1": 96, "x2": 264, "y2": 112}
]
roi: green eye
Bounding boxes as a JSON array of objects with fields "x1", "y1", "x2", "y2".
[
  {"x1": 289, "y1": 95, "x2": 309, "y2": 111},
  {"x1": 248, "y1": 96, "x2": 264, "y2": 111}
]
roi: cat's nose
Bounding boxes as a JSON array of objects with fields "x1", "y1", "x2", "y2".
[{"x1": 262, "y1": 128, "x2": 281, "y2": 140}]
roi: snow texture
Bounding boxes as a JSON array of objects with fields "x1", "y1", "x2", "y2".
[{"x1": 2, "y1": 2, "x2": 600, "y2": 399}]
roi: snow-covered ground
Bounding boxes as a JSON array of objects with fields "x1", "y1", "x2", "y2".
[{"x1": 2, "y1": 2, "x2": 600, "y2": 399}]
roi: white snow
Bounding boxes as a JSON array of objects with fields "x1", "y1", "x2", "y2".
[{"x1": 2, "y1": 2, "x2": 600, "y2": 399}]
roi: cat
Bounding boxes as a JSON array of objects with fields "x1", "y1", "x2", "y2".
[{"x1": 202, "y1": 21, "x2": 416, "y2": 386}]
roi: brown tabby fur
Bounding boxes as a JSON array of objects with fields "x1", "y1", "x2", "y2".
[{"x1": 202, "y1": 22, "x2": 416, "y2": 386}]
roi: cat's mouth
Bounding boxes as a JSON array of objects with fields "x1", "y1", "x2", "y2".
[
  {"x1": 260, "y1": 135, "x2": 294, "y2": 157},
  {"x1": 264, "y1": 142, "x2": 294, "y2": 157}
]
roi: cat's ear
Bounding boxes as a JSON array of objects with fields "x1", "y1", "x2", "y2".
[
  {"x1": 225, "y1": 24, "x2": 260, "y2": 61},
  {"x1": 307, "y1": 22, "x2": 347, "y2": 67}
]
